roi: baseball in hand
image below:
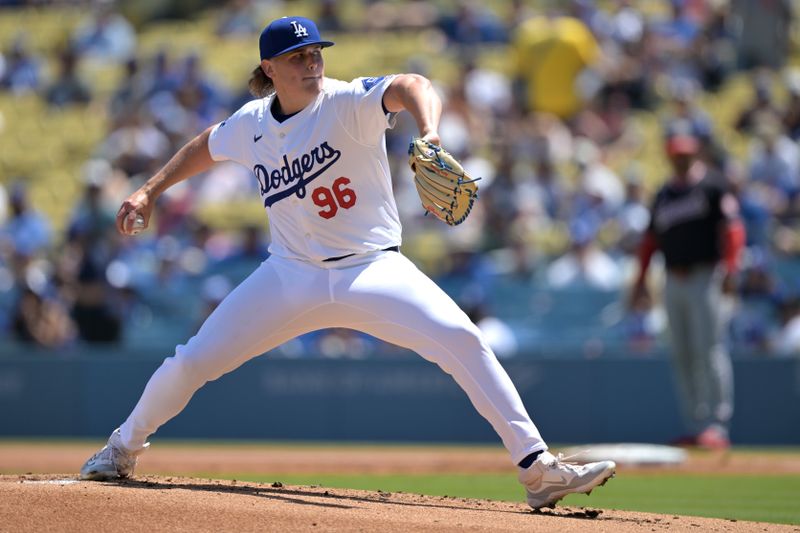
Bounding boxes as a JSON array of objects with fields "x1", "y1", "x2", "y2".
[{"x1": 129, "y1": 213, "x2": 146, "y2": 235}]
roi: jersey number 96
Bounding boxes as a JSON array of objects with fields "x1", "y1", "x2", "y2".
[{"x1": 312, "y1": 177, "x2": 357, "y2": 219}]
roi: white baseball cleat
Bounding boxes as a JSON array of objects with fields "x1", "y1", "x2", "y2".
[
  {"x1": 518, "y1": 451, "x2": 616, "y2": 509},
  {"x1": 79, "y1": 428, "x2": 149, "y2": 481}
]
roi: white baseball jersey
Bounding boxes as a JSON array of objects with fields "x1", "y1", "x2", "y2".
[{"x1": 208, "y1": 75, "x2": 401, "y2": 262}]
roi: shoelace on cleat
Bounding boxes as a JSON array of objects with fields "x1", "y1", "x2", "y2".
[{"x1": 547, "y1": 452, "x2": 588, "y2": 474}]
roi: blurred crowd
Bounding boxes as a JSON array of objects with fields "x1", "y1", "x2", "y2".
[{"x1": 0, "y1": 0, "x2": 799, "y2": 358}]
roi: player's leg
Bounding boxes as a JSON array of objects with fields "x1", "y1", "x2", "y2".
[
  {"x1": 686, "y1": 267, "x2": 733, "y2": 447},
  {"x1": 663, "y1": 272, "x2": 702, "y2": 437},
  {"x1": 329, "y1": 251, "x2": 615, "y2": 508},
  {"x1": 81, "y1": 256, "x2": 329, "y2": 479},
  {"x1": 330, "y1": 252, "x2": 543, "y2": 463}
]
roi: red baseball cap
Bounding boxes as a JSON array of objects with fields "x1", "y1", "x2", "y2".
[{"x1": 665, "y1": 134, "x2": 700, "y2": 157}]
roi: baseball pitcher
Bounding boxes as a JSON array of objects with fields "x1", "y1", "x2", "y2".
[{"x1": 80, "y1": 16, "x2": 615, "y2": 509}]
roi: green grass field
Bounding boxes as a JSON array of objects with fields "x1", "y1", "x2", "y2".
[{"x1": 195, "y1": 471, "x2": 800, "y2": 526}]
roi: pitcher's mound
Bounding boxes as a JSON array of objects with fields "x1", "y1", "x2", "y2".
[{"x1": 0, "y1": 474, "x2": 787, "y2": 532}]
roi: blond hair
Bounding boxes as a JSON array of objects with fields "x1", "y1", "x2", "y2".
[{"x1": 248, "y1": 64, "x2": 274, "y2": 98}]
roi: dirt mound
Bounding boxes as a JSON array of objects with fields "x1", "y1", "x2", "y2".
[{"x1": 0, "y1": 474, "x2": 794, "y2": 532}]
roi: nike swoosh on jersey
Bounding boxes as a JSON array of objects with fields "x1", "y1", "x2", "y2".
[{"x1": 254, "y1": 134, "x2": 263, "y2": 142}]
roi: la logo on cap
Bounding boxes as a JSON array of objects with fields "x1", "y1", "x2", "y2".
[
  {"x1": 259, "y1": 16, "x2": 334, "y2": 60},
  {"x1": 290, "y1": 20, "x2": 308, "y2": 38}
]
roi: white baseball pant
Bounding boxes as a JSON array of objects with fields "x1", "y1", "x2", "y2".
[{"x1": 119, "y1": 250, "x2": 546, "y2": 464}]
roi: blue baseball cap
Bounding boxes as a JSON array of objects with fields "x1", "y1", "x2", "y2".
[{"x1": 259, "y1": 16, "x2": 334, "y2": 60}]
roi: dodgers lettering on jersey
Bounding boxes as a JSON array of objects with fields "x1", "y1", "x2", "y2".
[
  {"x1": 254, "y1": 141, "x2": 342, "y2": 207},
  {"x1": 207, "y1": 76, "x2": 401, "y2": 262}
]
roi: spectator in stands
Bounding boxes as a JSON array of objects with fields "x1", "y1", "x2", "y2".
[
  {"x1": 438, "y1": 74, "x2": 489, "y2": 156},
  {"x1": 11, "y1": 282, "x2": 74, "y2": 348},
  {"x1": 133, "y1": 235, "x2": 196, "y2": 317},
  {"x1": 144, "y1": 51, "x2": 179, "y2": 100},
  {"x1": 181, "y1": 217, "x2": 233, "y2": 265},
  {"x1": 589, "y1": 3, "x2": 652, "y2": 115},
  {"x1": 571, "y1": 137, "x2": 625, "y2": 219},
  {"x1": 481, "y1": 151, "x2": 523, "y2": 250},
  {"x1": 726, "y1": 159, "x2": 772, "y2": 251},
  {"x1": 464, "y1": 298, "x2": 519, "y2": 359},
  {"x1": 71, "y1": 4, "x2": 136, "y2": 63},
  {"x1": 782, "y1": 69, "x2": 800, "y2": 141},
  {"x1": 439, "y1": 2, "x2": 509, "y2": 46},
  {"x1": 512, "y1": 11, "x2": 601, "y2": 119},
  {"x1": 572, "y1": 85, "x2": 636, "y2": 147},
  {"x1": 615, "y1": 166, "x2": 651, "y2": 255},
  {"x1": 528, "y1": 150, "x2": 567, "y2": 221},
  {"x1": 735, "y1": 75, "x2": 782, "y2": 135},
  {"x1": 225, "y1": 224, "x2": 268, "y2": 263},
  {"x1": 748, "y1": 118, "x2": 800, "y2": 217},
  {"x1": 195, "y1": 274, "x2": 232, "y2": 328},
  {"x1": 174, "y1": 54, "x2": 228, "y2": 127},
  {"x1": 142, "y1": 53, "x2": 228, "y2": 143},
  {"x1": 621, "y1": 284, "x2": 665, "y2": 356},
  {"x1": 71, "y1": 258, "x2": 122, "y2": 344},
  {"x1": 0, "y1": 182, "x2": 51, "y2": 259},
  {"x1": 650, "y1": 0, "x2": 701, "y2": 52},
  {"x1": 729, "y1": 258, "x2": 779, "y2": 352},
  {"x1": 662, "y1": 79, "x2": 713, "y2": 146},
  {"x1": 99, "y1": 112, "x2": 171, "y2": 178},
  {"x1": 436, "y1": 241, "x2": 496, "y2": 297},
  {"x1": 66, "y1": 165, "x2": 118, "y2": 267},
  {"x1": 362, "y1": 0, "x2": 439, "y2": 31},
  {"x1": 44, "y1": 48, "x2": 92, "y2": 107},
  {"x1": 460, "y1": 58, "x2": 513, "y2": 118},
  {"x1": 772, "y1": 294, "x2": 800, "y2": 357},
  {"x1": 504, "y1": 0, "x2": 537, "y2": 29},
  {"x1": 109, "y1": 58, "x2": 150, "y2": 126},
  {"x1": 0, "y1": 37, "x2": 40, "y2": 95},
  {"x1": 208, "y1": 225, "x2": 269, "y2": 285},
  {"x1": 693, "y1": 0, "x2": 737, "y2": 92},
  {"x1": 506, "y1": 111, "x2": 574, "y2": 169},
  {"x1": 315, "y1": 0, "x2": 344, "y2": 33},
  {"x1": 566, "y1": 0, "x2": 609, "y2": 40},
  {"x1": 216, "y1": 0, "x2": 262, "y2": 36},
  {"x1": 607, "y1": 0, "x2": 646, "y2": 50},
  {"x1": 546, "y1": 216, "x2": 623, "y2": 291}
]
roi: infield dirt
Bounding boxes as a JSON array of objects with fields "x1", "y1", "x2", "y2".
[
  {"x1": 1, "y1": 443, "x2": 798, "y2": 532},
  {"x1": 2, "y1": 474, "x2": 798, "y2": 533}
]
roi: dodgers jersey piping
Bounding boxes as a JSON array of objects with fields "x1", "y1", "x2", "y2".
[{"x1": 208, "y1": 76, "x2": 401, "y2": 263}]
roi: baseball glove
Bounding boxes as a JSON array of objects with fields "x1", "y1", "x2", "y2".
[{"x1": 408, "y1": 138, "x2": 480, "y2": 226}]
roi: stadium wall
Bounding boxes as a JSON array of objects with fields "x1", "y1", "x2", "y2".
[{"x1": 0, "y1": 353, "x2": 798, "y2": 444}]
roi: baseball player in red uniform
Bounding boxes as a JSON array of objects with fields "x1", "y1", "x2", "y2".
[
  {"x1": 632, "y1": 132, "x2": 745, "y2": 449},
  {"x1": 80, "y1": 16, "x2": 616, "y2": 509}
]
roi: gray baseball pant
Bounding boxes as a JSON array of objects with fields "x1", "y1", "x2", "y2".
[{"x1": 663, "y1": 265, "x2": 734, "y2": 436}]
